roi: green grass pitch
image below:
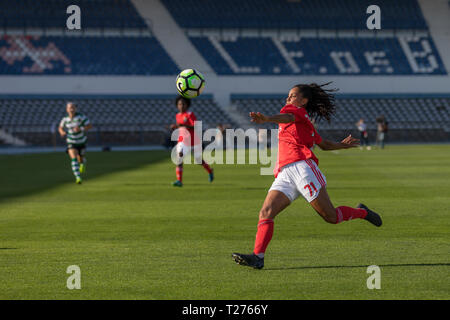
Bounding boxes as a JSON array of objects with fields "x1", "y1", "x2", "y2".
[{"x1": 0, "y1": 145, "x2": 449, "y2": 299}]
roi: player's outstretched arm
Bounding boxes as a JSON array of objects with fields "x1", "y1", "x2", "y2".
[
  {"x1": 58, "y1": 126, "x2": 66, "y2": 137},
  {"x1": 249, "y1": 112, "x2": 294, "y2": 124},
  {"x1": 317, "y1": 134, "x2": 360, "y2": 150}
]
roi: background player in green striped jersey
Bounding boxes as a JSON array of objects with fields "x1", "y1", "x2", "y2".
[{"x1": 58, "y1": 102, "x2": 92, "y2": 184}]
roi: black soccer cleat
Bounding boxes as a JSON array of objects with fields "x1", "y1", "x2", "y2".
[
  {"x1": 358, "y1": 203, "x2": 382, "y2": 227},
  {"x1": 232, "y1": 253, "x2": 264, "y2": 269}
]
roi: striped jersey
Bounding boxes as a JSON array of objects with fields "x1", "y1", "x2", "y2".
[{"x1": 59, "y1": 112, "x2": 90, "y2": 145}]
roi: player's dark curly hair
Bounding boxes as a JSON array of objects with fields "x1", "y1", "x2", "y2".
[
  {"x1": 175, "y1": 95, "x2": 191, "y2": 108},
  {"x1": 293, "y1": 82, "x2": 338, "y2": 123}
]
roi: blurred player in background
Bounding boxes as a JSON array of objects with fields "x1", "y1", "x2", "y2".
[
  {"x1": 58, "y1": 102, "x2": 92, "y2": 184},
  {"x1": 170, "y1": 96, "x2": 214, "y2": 187},
  {"x1": 232, "y1": 83, "x2": 382, "y2": 269},
  {"x1": 376, "y1": 115, "x2": 388, "y2": 149},
  {"x1": 356, "y1": 118, "x2": 371, "y2": 150}
]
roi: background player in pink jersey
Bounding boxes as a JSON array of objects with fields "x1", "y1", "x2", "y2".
[
  {"x1": 170, "y1": 96, "x2": 214, "y2": 187},
  {"x1": 232, "y1": 83, "x2": 382, "y2": 269}
]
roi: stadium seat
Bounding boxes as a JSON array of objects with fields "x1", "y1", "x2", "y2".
[
  {"x1": 188, "y1": 35, "x2": 446, "y2": 75},
  {"x1": 162, "y1": 0, "x2": 428, "y2": 30},
  {"x1": 0, "y1": 97, "x2": 236, "y2": 145},
  {"x1": 231, "y1": 96, "x2": 450, "y2": 134},
  {"x1": 0, "y1": 35, "x2": 178, "y2": 75},
  {"x1": 0, "y1": 0, "x2": 147, "y2": 29}
]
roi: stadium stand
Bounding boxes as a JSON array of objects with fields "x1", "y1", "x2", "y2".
[
  {"x1": 0, "y1": 0, "x2": 147, "y2": 29},
  {"x1": 0, "y1": 96, "x2": 235, "y2": 146},
  {"x1": 0, "y1": 35, "x2": 178, "y2": 75},
  {"x1": 1, "y1": 33, "x2": 443, "y2": 76},
  {"x1": 163, "y1": 0, "x2": 446, "y2": 76},
  {"x1": 0, "y1": 1, "x2": 177, "y2": 76},
  {"x1": 0, "y1": 0, "x2": 448, "y2": 146},
  {"x1": 162, "y1": 0, "x2": 427, "y2": 29},
  {"x1": 232, "y1": 96, "x2": 450, "y2": 142},
  {"x1": 0, "y1": 1, "x2": 445, "y2": 76},
  {"x1": 189, "y1": 35, "x2": 446, "y2": 75}
]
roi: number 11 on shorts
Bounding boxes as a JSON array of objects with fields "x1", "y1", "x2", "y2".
[{"x1": 304, "y1": 182, "x2": 317, "y2": 197}]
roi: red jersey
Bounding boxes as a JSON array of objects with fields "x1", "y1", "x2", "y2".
[
  {"x1": 176, "y1": 111, "x2": 200, "y2": 146},
  {"x1": 274, "y1": 104, "x2": 322, "y2": 177}
]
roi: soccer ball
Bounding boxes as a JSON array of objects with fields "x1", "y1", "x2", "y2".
[{"x1": 176, "y1": 69, "x2": 205, "y2": 99}]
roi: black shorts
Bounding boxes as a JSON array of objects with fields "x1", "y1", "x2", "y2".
[{"x1": 66, "y1": 144, "x2": 86, "y2": 156}]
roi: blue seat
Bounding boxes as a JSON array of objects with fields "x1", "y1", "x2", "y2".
[
  {"x1": 188, "y1": 35, "x2": 446, "y2": 75},
  {"x1": 162, "y1": 0, "x2": 427, "y2": 30},
  {"x1": 232, "y1": 96, "x2": 450, "y2": 131},
  {"x1": 0, "y1": 0, "x2": 147, "y2": 29},
  {"x1": 0, "y1": 36, "x2": 178, "y2": 75}
]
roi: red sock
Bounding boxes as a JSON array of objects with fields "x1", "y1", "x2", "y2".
[
  {"x1": 335, "y1": 206, "x2": 367, "y2": 224},
  {"x1": 201, "y1": 160, "x2": 212, "y2": 174},
  {"x1": 176, "y1": 165, "x2": 183, "y2": 182},
  {"x1": 253, "y1": 219, "x2": 274, "y2": 257}
]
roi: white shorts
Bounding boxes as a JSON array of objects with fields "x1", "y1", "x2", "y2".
[
  {"x1": 269, "y1": 159, "x2": 327, "y2": 203},
  {"x1": 175, "y1": 142, "x2": 202, "y2": 165}
]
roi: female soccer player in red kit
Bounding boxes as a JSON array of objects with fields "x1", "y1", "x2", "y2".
[
  {"x1": 171, "y1": 96, "x2": 213, "y2": 187},
  {"x1": 232, "y1": 83, "x2": 382, "y2": 269}
]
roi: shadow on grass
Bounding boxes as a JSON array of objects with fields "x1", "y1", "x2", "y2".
[
  {"x1": 0, "y1": 149, "x2": 170, "y2": 203},
  {"x1": 124, "y1": 183, "x2": 171, "y2": 186},
  {"x1": 265, "y1": 262, "x2": 450, "y2": 271}
]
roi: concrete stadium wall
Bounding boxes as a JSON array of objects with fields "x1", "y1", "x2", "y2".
[{"x1": 1, "y1": 75, "x2": 450, "y2": 107}]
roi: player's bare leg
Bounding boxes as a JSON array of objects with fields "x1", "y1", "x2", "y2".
[
  {"x1": 309, "y1": 187, "x2": 337, "y2": 223},
  {"x1": 232, "y1": 190, "x2": 291, "y2": 269},
  {"x1": 199, "y1": 158, "x2": 214, "y2": 182},
  {"x1": 258, "y1": 190, "x2": 291, "y2": 220},
  {"x1": 310, "y1": 187, "x2": 382, "y2": 226}
]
